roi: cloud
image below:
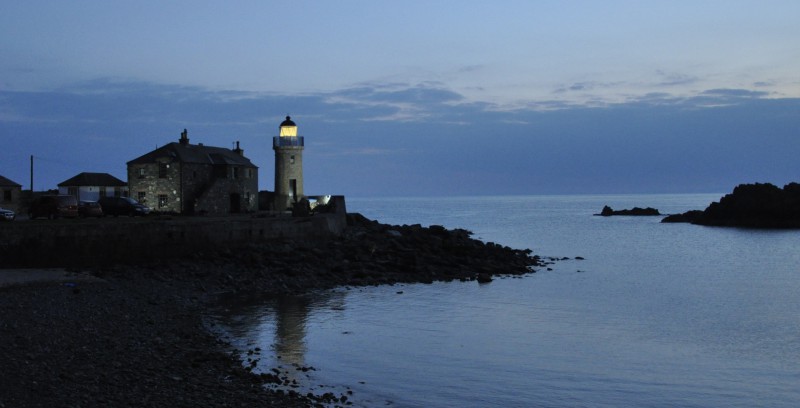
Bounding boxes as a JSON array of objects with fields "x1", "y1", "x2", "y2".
[
  {"x1": 552, "y1": 80, "x2": 624, "y2": 96},
  {"x1": 457, "y1": 65, "x2": 484, "y2": 74},
  {"x1": 2, "y1": 78, "x2": 798, "y2": 197},
  {"x1": 699, "y1": 88, "x2": 770, "y2": 98},
  {"x1": 655, "y1": 70, "x2": 698, "y2": 87}
]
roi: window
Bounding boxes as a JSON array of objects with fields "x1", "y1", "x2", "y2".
[
  {"x1": 158, "y1": 163, "x2": 168, "y2": 178},
  {"x1": 99, "y1": 186, "x2": 107, "y2": 197},
  {"x1": 138, "y1": 192, "x2": 146, "y2": 203},
  {"x1": 67, "y1": 187, "x2": 78, "y2": 198},
  {"x1": 290, "y1": 155, "x2": 295, "y2": 164},
  {"x1": 138, "y1": 168, "x2": 146, "y2": 179},
  {"x1": 232, "y1": 167, "x2": 239, "y2": 179},
  {"x1": 2, "y1": 189, "x2": 11, "y2": 202},
  {"x1": 158, "y1": 194, "x2": 168, "y2": 208},
  {"x1": 114, "y1": 190, "x2": 122, "y2": 197}
]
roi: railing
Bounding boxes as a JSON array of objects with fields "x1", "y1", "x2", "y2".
[{"x1": 273, "y1": 136, "x2": 304, "y2": 147}]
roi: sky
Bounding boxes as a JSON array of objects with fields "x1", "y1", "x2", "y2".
[{"x1": 1, "y1": 0, "x2": 798, "y2": 197}]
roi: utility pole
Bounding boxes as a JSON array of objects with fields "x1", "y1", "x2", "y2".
[{"x1": 30, "y1": 155, "x2": 33, "y2": 192}]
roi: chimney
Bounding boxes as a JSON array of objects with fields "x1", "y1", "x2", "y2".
[
  {"x1": 179, "y1": 129, "x2": 189, "y2": 145},
  {"x1": 233, "y1": 141, "x2": 244, "y2": 156}
]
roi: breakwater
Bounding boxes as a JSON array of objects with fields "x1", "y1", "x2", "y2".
[{"x1": 0, "y1": 210, "x2": 347, "y2": 268}]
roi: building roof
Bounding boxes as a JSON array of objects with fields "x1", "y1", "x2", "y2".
[
  {"x1": 0, "y1": 175, "x2": 22, "y2": 187},
  {"x1": 127, "y1": 142, "x2": 258, "y2": 168},
  {"x1": 58, "y1": 172, "x2": 127, "y2": 187},
  {"x1": 280, "y1": 116, "x2": 296, "y2": 127}
]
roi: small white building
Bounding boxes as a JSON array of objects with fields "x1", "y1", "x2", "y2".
[
  {"x1": 58, "y1": 172, "x2": 128, "y2": 201},
  {"x1": 0, "y1": 174, "x2": 23, "y2": 213}
]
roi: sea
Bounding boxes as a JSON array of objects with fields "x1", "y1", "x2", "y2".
[{"x1": 210, "y1": 194, "x2": 800, "y2": 407}]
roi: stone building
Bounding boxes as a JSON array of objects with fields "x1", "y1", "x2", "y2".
[
  {"x1": 58, "y1": 172, "x2": 128, "y2": 201},
  {"x1": 0, "y1": 175, "x2": 22, "y2": 213},
  {"x1": 127, "y1": 130, "x2": 258, "y2": 215}
]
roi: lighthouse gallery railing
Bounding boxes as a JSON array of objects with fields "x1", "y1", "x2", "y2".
[{"x1": 273, "y1": 136, "x2": 304, "y2": 147}]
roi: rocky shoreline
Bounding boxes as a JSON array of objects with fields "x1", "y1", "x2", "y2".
[{"x1": 0, "y1": 214, "x2": 550, "y2": 407}]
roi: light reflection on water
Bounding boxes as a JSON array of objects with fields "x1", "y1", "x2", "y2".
[{"x1": 211, "y1": 195, "x2": 800, "y2": 407}]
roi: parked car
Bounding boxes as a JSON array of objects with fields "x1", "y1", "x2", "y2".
[
  {"x1": 0, "y1": 207, "x2": 15, "y2": 221},
  {"x1": 78, "y1": 200, "x2": 104, "y2": 217},
  {"x1": 29, "y1": 195, "x2": 79, "y2": 219},
  {"x1": 98, "y1": 196, "x2": 151, "y2": 217}
]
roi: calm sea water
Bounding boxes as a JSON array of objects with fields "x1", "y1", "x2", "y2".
[{"x1": 212, "y1": 195, "x2": 800, "y2": 407}]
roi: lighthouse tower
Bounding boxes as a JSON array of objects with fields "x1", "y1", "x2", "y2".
[{"x1": 273, "y1": 116, "x2": 304, "y2": 210}]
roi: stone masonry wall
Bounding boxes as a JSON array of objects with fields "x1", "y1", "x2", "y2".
[
  {"x1": 128, "y1": 160, "x2": 182, "y2": 212},
  {"x1": 193, "y1": 166, "x2": 258, "y2": 215},
  {"x1": 0, "y1": 213, "x2": 346, "y2": 268}
]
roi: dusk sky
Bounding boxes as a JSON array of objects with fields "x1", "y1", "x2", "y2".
[{"x1": 1, "y1": 1, "x2": 798, "y2": 197}]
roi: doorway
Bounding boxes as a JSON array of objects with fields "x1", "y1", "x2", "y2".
[{"x1": 230, "y1": 193, "x2": 241, "y2": 213}]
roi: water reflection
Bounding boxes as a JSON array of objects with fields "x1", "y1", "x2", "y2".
[
  {"x1": 214, "y1": 290, "x2": 348, "y2": 386},
  {"x1": 272, "y1": 295, "x2": 309, "y2": 367}
]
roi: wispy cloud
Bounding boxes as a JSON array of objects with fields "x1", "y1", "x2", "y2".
[{"x1": 655, "y1": 70, "x2": 699, "y2": 87}]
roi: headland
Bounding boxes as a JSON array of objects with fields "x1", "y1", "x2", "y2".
[{"x1": 662, "y1": 182, "x2": 800, "y2": 228}]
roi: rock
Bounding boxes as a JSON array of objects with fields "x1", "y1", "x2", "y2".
[
  {"x1": 476, "y1": 273, "x2": 493, "y2": 283},
  {"x1": 661, "y1": 210, "x2": 703, "y2": 223},
  {"x1": 661, "y1": 182, "x2": 800, "y2": 228},
  {"x1": 597, "y1": 206, "x2": 661, "y2": 216}
]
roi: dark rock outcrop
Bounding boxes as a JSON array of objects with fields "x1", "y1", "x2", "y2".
[
  {"x1": 597, "y1": 205, "x2": 661, "y2": 216},
  {"x1": 661, "y1": 182, "x2": 800, "y2": 228},
  {"x1": 661, "y1": 210, "x2": 703, "y2": 223}
]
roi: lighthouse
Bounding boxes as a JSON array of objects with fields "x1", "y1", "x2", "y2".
[{"x1": 273, "y1": 116, "x2": 304, "y2": 210}]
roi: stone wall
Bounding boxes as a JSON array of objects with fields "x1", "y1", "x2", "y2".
[
  {"x1": 193, "y1": 168, "x2": 258, "y2": 215},
  {"x1": 128, "y1": 160, "x2": 183, "y2": 212},
  {"x1": 128, "y1": 162, "x2": 258, "y2": 215},
  {"x1": 0, "y1": 212, "x2": 346, "y2": 268}
]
